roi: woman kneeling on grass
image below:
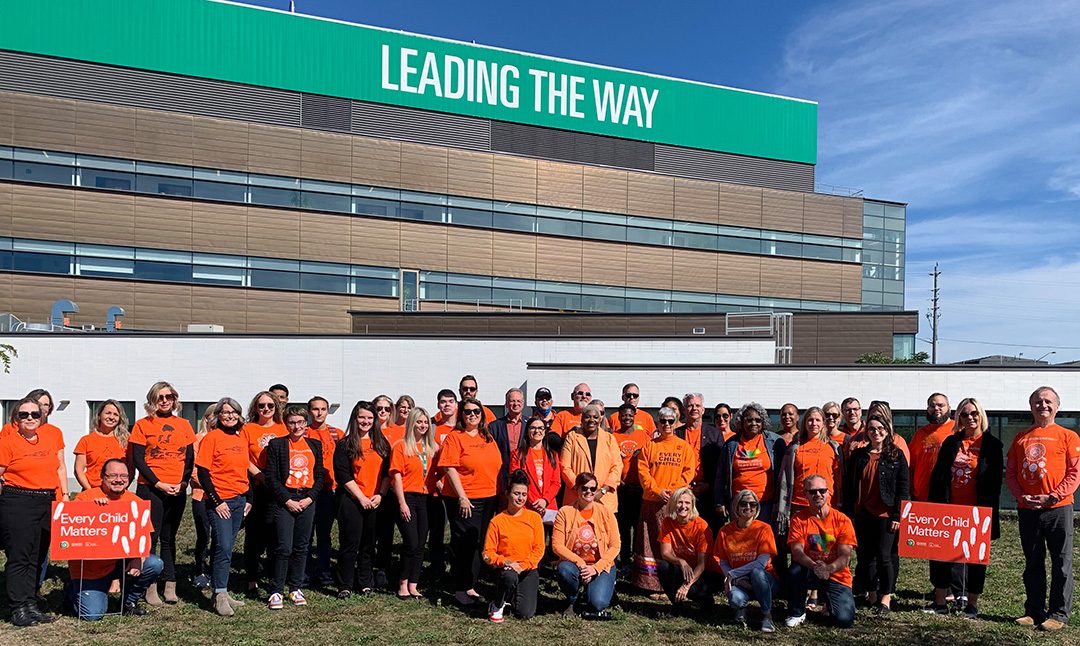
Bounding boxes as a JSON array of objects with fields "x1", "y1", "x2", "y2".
[
  {"x1": 552, "y1": 472, "x2": 621, "y2": 620},
  {"x1": 482, "y1": 469, "x2": 546, "y2": 622},
  {"x1": 711, "y1": 488, "x2": 779, "y2": 632},
  {"x1": 655, "y1": 487, "x2": 715, "y2": 612}
]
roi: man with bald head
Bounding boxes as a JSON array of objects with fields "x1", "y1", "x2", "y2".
[{"x1": 551, "y1": 383, "x2": 592, "y2": 437}]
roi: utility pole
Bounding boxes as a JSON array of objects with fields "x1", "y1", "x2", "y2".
[{"x1": 927, "y1": 263, "x2": 941, "y2": 364}]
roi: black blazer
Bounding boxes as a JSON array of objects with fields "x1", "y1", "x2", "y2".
[
  {"x1": 843, "y1": 446, "x2": 909, "y2": 522},
  {"x1": 264, "y1": 435, "x2": 325, "y2": 506},
  {"x1": 676, "y1": 424, "x2": 723, "y2": 494},
  {"x1": 487, "y1": 415, "x2": 517, "y2": 489},
  {"x1": 928, "y1": 432, "x2": 1004, "y2": 540}
]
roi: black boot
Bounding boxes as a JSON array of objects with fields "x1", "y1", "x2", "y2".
[
  {"x1": 122, "y1": 601, "x2": 147, "y2": 616},
  {"x1": 10, "y1": 605, "x2": 39, "y2": 627},
  {"x1": 24, "y1": 603, "x2": 56, "y2": 624}
]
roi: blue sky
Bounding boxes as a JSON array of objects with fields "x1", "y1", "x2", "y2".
[{"x1": 241, "y1": 0, "x2": 1080, "y2": 364}]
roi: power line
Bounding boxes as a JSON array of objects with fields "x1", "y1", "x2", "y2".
[{"x1": 934, "y1": 337, "x2": 1080, "y2": 350}]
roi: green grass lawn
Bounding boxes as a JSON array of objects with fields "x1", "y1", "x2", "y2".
[{"x1": 1, "y1": 511, "x2": 1076, "y2": 645}]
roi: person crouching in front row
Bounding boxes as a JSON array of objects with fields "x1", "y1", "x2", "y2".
[{"x1": 482, "y1": 469, "x2": 545, "y2": 622}]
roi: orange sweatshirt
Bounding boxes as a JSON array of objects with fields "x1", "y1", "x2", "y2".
[
  {"x1": 637, "y1": 434, "x2": 696, "y2": 502},
  {"x1": 483, "y1": 508, "x2": 546, "y2": 571}
]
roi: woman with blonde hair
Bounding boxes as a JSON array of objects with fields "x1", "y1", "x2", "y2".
[
  {"x1": 389, "y1": 406, "x2": 437, "y2": 599},
  {"x1": 130, "y1": 381, "x2": 195, "y2": 605},
  {"x1": 712, "y1": 488, "x2": 779, "y2": 632},
  {"x1": 74, "y1": 400, "x2": 130, "y2": 491},
  {"x1": 656, "y1": 487, "x2": 715, "y2": 609}
]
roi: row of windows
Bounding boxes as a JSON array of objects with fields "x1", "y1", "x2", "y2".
[
  {"x1": 0, "y1": 146, "x2": 866, "y2": 264},
  {"x1": 0, "y1": 236, "x2": 862, "y2": 313},
  {"x1": 860, "y1": 201, "x2": 906, "y2": 311}
]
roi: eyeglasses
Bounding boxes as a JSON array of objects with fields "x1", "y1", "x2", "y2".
[
  {"x1": 461, "y1": 386, "x2": 478, "y2": 393},
  {"x1": 219, "y1": 410, "x2": 239, "y2": 417},
  {"x1": 743, "y1": 417, "x2": 763, "y2": 424},
  {"x1": 157, "y1": 393, "x2": 177, "y2": 402},
  {"x1": 738, "y1": 501, "x2": 759, "y2": 509},
  {"x1": 528, "y1": 425, "x2": 547, "y2": 432},
  {"x1": 658, "y1": 418, "x2": 675, "y2": 424},
  {"x1": 808, "y1": 488, "x2": 828, "y2": 496},
  {"x1": 959, "y1": 411, "x2": 980, "y2": 419},
  {"x1": 462, "y1": 409, "x2": 482, "y2": 417},
  {"x1": 103, "y1": 473, "x2": 129, "y2": 481},
  {"x1": 375, "y1": 406, "x2": 392, "y2": 413},
  {"x1": 573, "y1": 391, "x2": 591, "y2": 397},
  {"x1": 622, "y1": 392, "x2": 640, "y2": 400},
  {"x1": 842, "y1": 407, "x2": 861, "y2": 414},
  {"x1": 16, "y1": 411, "x2": 42, "y2": 420},
  {"x1": 257, "y1": 403, "x2": 276, "y2": 410},
  {"x1": 579, "y1": 485, "x2": 598, "y2": 493}
]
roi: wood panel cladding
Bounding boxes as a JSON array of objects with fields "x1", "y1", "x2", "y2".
[
  {"x1": 672, "y1": 248, "x2": 719, "y2": 294},
  {"x1": 244, "y1": 289, "x2": 300, "y2": 332},
  {"x1": 245, "y1": 206, "x2": 300, "y2": 259},
  {"x1": 535, "y1": 236, "x2": 582, "y2": 283},
  {"x1": 0, "y1": 93, "x2": 12, "y2": 146},
  {"x1": 10, "y1": 274, "x2": 75, "y2": 324},
  {"x1": 299, "y1": 292, "x2": 355, "y2": 333},
  {"x1": 625, "y1": 244, "x2": 674, "y2": 290},
  {"x1": 398, "y1": 221, "x2": 447, "y2": 271},
  {"x1": 73, "y1": 278, "x2": 135, "y2": 329},
  {"x1": 191, "y1": 202, "x2": 247, "y2": 255},
  {"x1": 132, "y1": 282, "x2": 193, "y2": 332},
  {"x1": 800, "y1": 260, "x2": 844, "y2": 302},
  {"x1": 399, "y1": 142, "x2": 447, "y2": 194},
  {"x1": 300, "y1": 130, "x2": 352, "y2": 183},
  {"x1": 350, "y1": 218, "x2": 401, "y2": 267},
  {"x1": 192, "y1": 116, "x2": 248, "y2": 170},
  {"x1": 492, "y1": 156, "x2": 536, "y2": 204},
  {"x1": 627, "y1": 172, "x2": 674, "y2": 218},
  {"x1": 134, "y1": 195, "x2": 192, "y2": 250},
  {"x1": 75, "y1": 102, "x2": 135, "y2": 158},
  {"x1": 447, "y1": 149, "x2": 494, "y2": 200},
  {"x1": 674, "y1": 178, "x2": 719, "y2": 224},
  {"x1": 248, "y1": 123, "x2": 301, "y2": 177},
  {"x1": 299, "y1": 211, "x2": 350, "y2": 263},
  {"x1": 0, "y1": 183, "x2": 11, "y2": 236},
  {"x1": 843, "y1": 198, "x2": 864, "y2": 239},
  {"x1": 74, "y1": 191, "x2": 135, "y2": 246},
  {"x1": 536, "y1": 160, "x2": 582, "y2": 209},
  {"x1": 446, "y1": 228, "x2": 494, "y2": 276},
  {"x1": 351, "y1": 136, "x2": 400, "y2": 188},
  {"x1": 11, "y1": 184, "x2": 75, "y2": 240},
  {"x1": 490, "y1": 230, "x2": 536, "y2": 279},
  {"x1": 581, "y1": 239, "x2": 628, "y2": 286},
  {"x1": 718, "y1": 184, "x2": 762, "y2": 229},
  {"x1": 802, "y1": 193, "x2": 846, "y2": 237},
  {"x1": 716, "y1": 253, "x2": 760, "y2": 296},
  {"x1": 134, "y1": 108, "x2": 194, "y2": 166},
  {"x1": 761, "y1": 188, "x2": 804, "y2": 232},
  {"x1": 758, "y1": 256, "x2": 804, "y2": 300},
  {"x1": 8, "y1": 93, "x2": 77, "y2": 150},
  {"x1": 841, "y1": 263, "x2": 863, "y2": 303},
  {"x1": 583, "y1": 167, "x2": 628, "y2": 214}
]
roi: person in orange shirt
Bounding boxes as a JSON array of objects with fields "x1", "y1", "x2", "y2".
[
  {"x1": 713, "y1": 403, "x2": 735, "y2": 442},
  {"x1": 778, "y1": 407, "x2": 843, "y2": 533},
  {"x1": 823, "y1": 401, "x2": 844, "y2": 443},
  {"x1": 552, "y1": 472, "x2": 620, "y2": 619},
  {"x1": 373, "y1": 395, "x2": 398, "y2": 442},
  {"x1": 656, "y1": 487, "x2": 715, "y2": 610},
  {"x1": 715, "y1": 403, "x2": 786, "y2": 526},
  {"x1": 838, "y1": 397, "x2": 863, "y2": 437},
  {"x1": 372, "y1": 393, "x2": 402, "y2": 589},
  {"x1": 196, "y1": 397, "x2": 252, "y2": 617},
  {"x1": 269, "y1": 384, "x2": 290, "y2": 409},
  {"x1": 785, "y1": 474, "x2": 857, "y2": 629},
  {"x1": 841, "y1": 413, "x2": 908, "y2": 615},
  {"x1": 438, "y1": 397, "x2": 503, "y2": 607},
  {"x1": 634, "y1": 407, "x2": 695, "y2": 593},
  {"x1": 613, "y1": 403, "x2": 651, "y2": 568},
  {"x1": 909, "y1": 393, "x2": 955, "y2": 502},
  {"x1": 713, "y1": 489, "x2": 780, "y2": 633},
  {"x1": 392, "y1": 395, "x2": 415, "y2": 433},
  {"x1": 433, "y1": 389, "x2": 459, "y2": 444},
  {"x1": 334, "y1": 401, "x2": 390, "y2": 599},
  {"x1": 551, "y1": 383, "x2": 593, "y2": 436},
  {"x1": 777, "y1": 403, "x2": 799, "y2": 446},
  {"x1": 130, "y1": 381, "x2": 195, "y2": 606},
  {"x1": 560, "y1": 403, "x2": 622, "y2": 513},
  {"x1": 509, "y1": 416, "x2": 561, "y2": 521},
  {"x1": 264, "y1": 406, "x2": 325, "y2": 611},
  {"x1": 456, "y1": 375, "x2": 498, "y2": 424},
  {"x1": 0, "y1": 396, "x2": 64, "y2": 626},
  {"x1": 677, "y1": 393, "x2": 724, "y2": 529},
  {"x1": 532, "y1": 387, "x2": 556, "y2": 427},
  {"x1": 608, "y1": 383, "x2": 656, "y2": 436},
  {"x1": 426, "y1": 388, "x2": 459, "y2": 579},
  {"x1": 305, "y1": 395, "x2": 342, "y2": 589},
  {"x1": 927, "y1": 397, "x2": 1003, "y2": 619},
  {"x1": 483, "y1": 469, "x2": 545, "y2": 622},
  {"x1": 65, "y1": 458, "x2": 164, "y2": 620},
  {"x1": 661, "y1": 396, "x2": 685, "y2": 432},
  {"x1": 74, "y1": 399, "x2": 129, "y2": 492},
  {"x1": 189, "y1": 407, "x2": 215, "y2": 591},
  {"x1": 844, "y1": 400, "x2": 910, "y2": 463},
  {"x1": 1005, "y1": 386, "x2": 1079, "y2": 631},
  {"x1": 390, "y1": 407, "x2": 438, "y2": 600},
  {"x1": 241, "y1": 390, "x2": 288, "y2": 598}
]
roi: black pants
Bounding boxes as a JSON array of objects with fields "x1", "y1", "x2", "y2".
[
  {"x1": 0, "y1": 488, "x2": 53, "y2": 606},
  {"x1": 397, "y1": 492, "x2": 430, "y2": 585},
  {"x1": 243, "y1": 483, "x2": 275, "y2": 585},
  {"x1": 191, "y1": 498, "x2": 212, "y2": 577},
  {"x1": 137, "y1": 483, "x2": 187, "y2": 582},
  {"x1": 930, "y1": 560, "x2": 987, "y2": 596},
  {"x1": 853, "y1": 512, "x2": 898, "y2": 595},
  {"x1": 617, "y1": 485, "x2": 643, "y2": 565},
  {"x1": 427, "y1": 496, "x2": 447, "y2": 577},
  {"x1": 444, "y1": 496, "x2": 496, "y2": 592},
  {"x1": 1018, "y1": 506, "x2": 1074, "y2": 622},
  {"x1": 272, "y1": 499, "x2": 315, "y2": 595},
  {"x1": 493, "y1": 567, "x2": 539, "y2": 619},
  {"x1": 306, "y1": 488, "x2": 336, "y2": 583},
  {"x1": 376, "y1": 494, "x2": 400, "y2": 578},
  {"x1": 656, "y1": 560, "x2": 716, "y2": 604},
  {"x1": 338, "y1": 495, "x2": 378, "y2": 591}
]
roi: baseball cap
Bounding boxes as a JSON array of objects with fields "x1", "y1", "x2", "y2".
[{"x1": 535, "y1": 387, "x2": 552, "y2": 400}]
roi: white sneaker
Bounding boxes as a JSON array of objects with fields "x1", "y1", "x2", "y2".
[
  {"x1": 488, "y1": 601, "x2": 506, "y2": 623},
  {"x1": 268, "y1": 592, "x2": 283, "y2": 610},
  {"x1": 289, "y1": 590, "x2": 307, "y2": 606},
  {"x1": 784, "y1": 613, "x2": 806, "y2": 628}
]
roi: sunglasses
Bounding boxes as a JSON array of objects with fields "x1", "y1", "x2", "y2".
[
  {"x1": 17, "y1": 410, "x2": 42, "y2": 420},
  {"x1": 808, "y1": 488, "x2": 829, "y2": 496},
  {"x1": 659, "y1": 418, "x2": 675, "y2": 424},
  {"x1": 824, "y1": 412, "x2": 841, "y2": 419},
  {"x1": 573, "y1": 391, "x2": 591, "y2": 397},
  {"x1": 738, "y1": 501, "x2": 759, "y2": 509},
  {"x1": 716, "y1": 413, "x2": 731, "y2": 419},
  {"x1": 579, "y1": 485, "x2": 598, "y2": 493},
  {"x1": 623, "y1": 393, "x2": 640, "y2": 399},
  {"x1": 157, "y1": 393, "x2": 177, "y2": 402},
  {"x1": 375, "y1": 406, "x2": 392, "y2": 413},
  {"x1": 257, "y1": 403, "x2": 276, "y2": 410},
  {"x1": 461, "y1": 386, "x2": 478, "y2": 392},
  {"x1": 959, "y1": 411, "x2": 979, "y2": 419},
  {"x1": 463, "y1": 409, "x2": 482, "y2": 417}
]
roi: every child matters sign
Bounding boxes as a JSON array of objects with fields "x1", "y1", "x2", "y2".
[
  {"x1": 50, "y1": 499, "x2": 152, "y2": 560},
  {"x1": 898, "y1": 501, "x2": 992, "y2": 564}
]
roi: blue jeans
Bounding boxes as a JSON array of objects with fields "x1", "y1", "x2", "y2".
[
  {"x1": 787, "y1": 562, "x2": 855, "y2": 628},
  {"x1": 208, "y1": 496, "x2": 247, "y2": 593},
  {"x1": 66, "y1": 554, "x2": 163, "y2": 621},
  {"x1": 556, "y1": 561, "x2": 616, "y2": 612},
  {"x1": 728, "y1": 567, "x2": 779, "y2": 615}
]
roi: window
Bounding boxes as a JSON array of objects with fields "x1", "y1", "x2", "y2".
[
  {"x1": 301, "y1": 191, "x2": 350, "y2": 213},
  {"x1": 352, "y1": 196, "x2": 398, "y2": 217},
  {"x1": 300, "y1": 272, "x2": 349, "y2": 294},
  {"x1": 79, "y1": 168, "x2": 134, "y2": 191},
  {"x1": 13, "y1": 252, "x2": 71, "y2": 274},
  {"x1": 135, "y1": 260, "x2": 193, "y2": 283},
  {"x1": 448, "y1": 207, "x2": 493, "y2": 228},
  {"x1": 193, "y1": 180, "x2": 247, "y2": 203},
  {"x1": 249, "y1": 186, "x2": 300, "y2": 208},
  {"x1": 137, "y1": 174, "x2": 193, "y2": 197},
  {"x1": 12, "y1": 162, "x2": 74, "y2": 186},
  {"x1": 892, "y1": 334, "x2": 915, "y2": 359},
  {"x1": 77, "y1": 257, "x2": 134, "y2": 278},
  {"x1": 192, "y1": 265, "x2": 245, "y2": 286},
  {"x1": 492, "y1": 212, "x2": 536, "y2": 233},
  {"x1": 249, "y1": 269, "x2": 300, "y2": 290}
]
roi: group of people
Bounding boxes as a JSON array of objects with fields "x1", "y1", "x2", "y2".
[{"x1": 0, "y1": 379, "x2": 1075, "y2": 633}]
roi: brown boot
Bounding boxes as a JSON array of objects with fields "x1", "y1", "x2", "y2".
[
  {"x1": 163, "y1": 581, "x2": 178, "y2": 604},
  {"x1": 214, "y1": 592, "x2": 234, "y2": 617},
  {"x1": 144, "y1": 583, "x2": 163, "y2": 606},
  {"x1": 227, "y1": 595, "x2": 246, "y2": 608}
]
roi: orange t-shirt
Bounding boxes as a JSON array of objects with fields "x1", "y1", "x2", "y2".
[
  {"x1": 482, "y1": 508, "x2": 546, "y2": 571},
  {"x1": 732, "y1": 434, "x2": 772, "y2": 501},
  {"x1": 0, "y1": 425, "x2": 64, "y2": 490},
  {"x1": 608, "y1": 409, "x2": 656, "y2": 436},
  {"x1": 285, "y1": 437, "x2": 316, "y2": 489},
  {"x1": 857, "y1": 452, "x2": 889, "y2": 517},
  {"x1": 638, "y1": 434, "x2": 696, "y2": 502},
  {"x1": 190, "y1": 433, "x2": 206, "y2": 502},
  {"x1": 434, "y1": 423, "x2": 455, "y2": 446},
  {"x1": 787, "y1": 508, "x2": 858, "y2": 587},
  {"x1": 710, "y1": 519, "x2": 778, "y2": 577},
  {"x1": 684, "y1": 427, "x2": 705, "y2": 483},
  {"x1": 345, "y1": 436, "x2": 385, "y2": 497},
  {"x1": 551, "y1": 410, "x2": 583, "y2": 437},
  {"x1": 129, "y1": 415, "x2": 196, "y2": 485},
  {"x1": 382, "y1": 424, "x2": 406, "y2": 446},
  {"x1": 389, "y1": 441, "x2": 431, "y2": 494},
  {"x1": 790, "y1": 437, "x2": 839, "y2": 508},
  {"x1": 909, "y1": 420, "x2": 956, "y2": 501},
  {"x1": 74, "y1": 432, "x2": 127, "y2": 488},
  {"x1": 950, "y1": 435, "x2": 982, "y2": 506},
  {"x1": 658, "y1": 515, "x2": 713, "y2": 561},
  {"x1": 242, "y1": 422, "x2": 288, "y2": 471},
  {"x1": 571, "y1": 508, "x2": 601, "y2": 564},
  {"x1": 195, "y1": 428, "x2": 249, "y2": 500},
  {"x1": 305, "y1": 427, "x2": 337, "y2": 491},
  {"x1": 1007, "y1": 423, "x2": 1080, "y2": 508},
  {"x1": 68, "y1": 489, "x2": 142, "y2": 580},
  {"x1": 614, "y1": 428, "x2": 652, "y2": 484},
  {"x1": 438, "y1": 430, "x2": 502, "y2": 499}
]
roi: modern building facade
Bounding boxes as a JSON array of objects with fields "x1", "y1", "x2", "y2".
[{"x1": 0, "y1": 0, "x2": 908, "y2": 344}]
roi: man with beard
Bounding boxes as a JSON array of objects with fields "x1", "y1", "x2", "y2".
[{"x1": 909, "y1": 394, "x2": 954, "y2": 502}]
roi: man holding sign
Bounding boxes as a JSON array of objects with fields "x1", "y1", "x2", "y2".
[
  {"x1": 64, "y1": 459, "x2": 161, "y2": 620},
  {"x1": 1005, "y1": 386, "x2": 1079, "y2": 632}
]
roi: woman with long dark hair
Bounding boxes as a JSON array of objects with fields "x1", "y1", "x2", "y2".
[
  {"x1": 509, "y1": 416, "x2": 561, "y2": 520},
  {"x1": 334, "y1": 401, "x2": 390, "y2": 598}
]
